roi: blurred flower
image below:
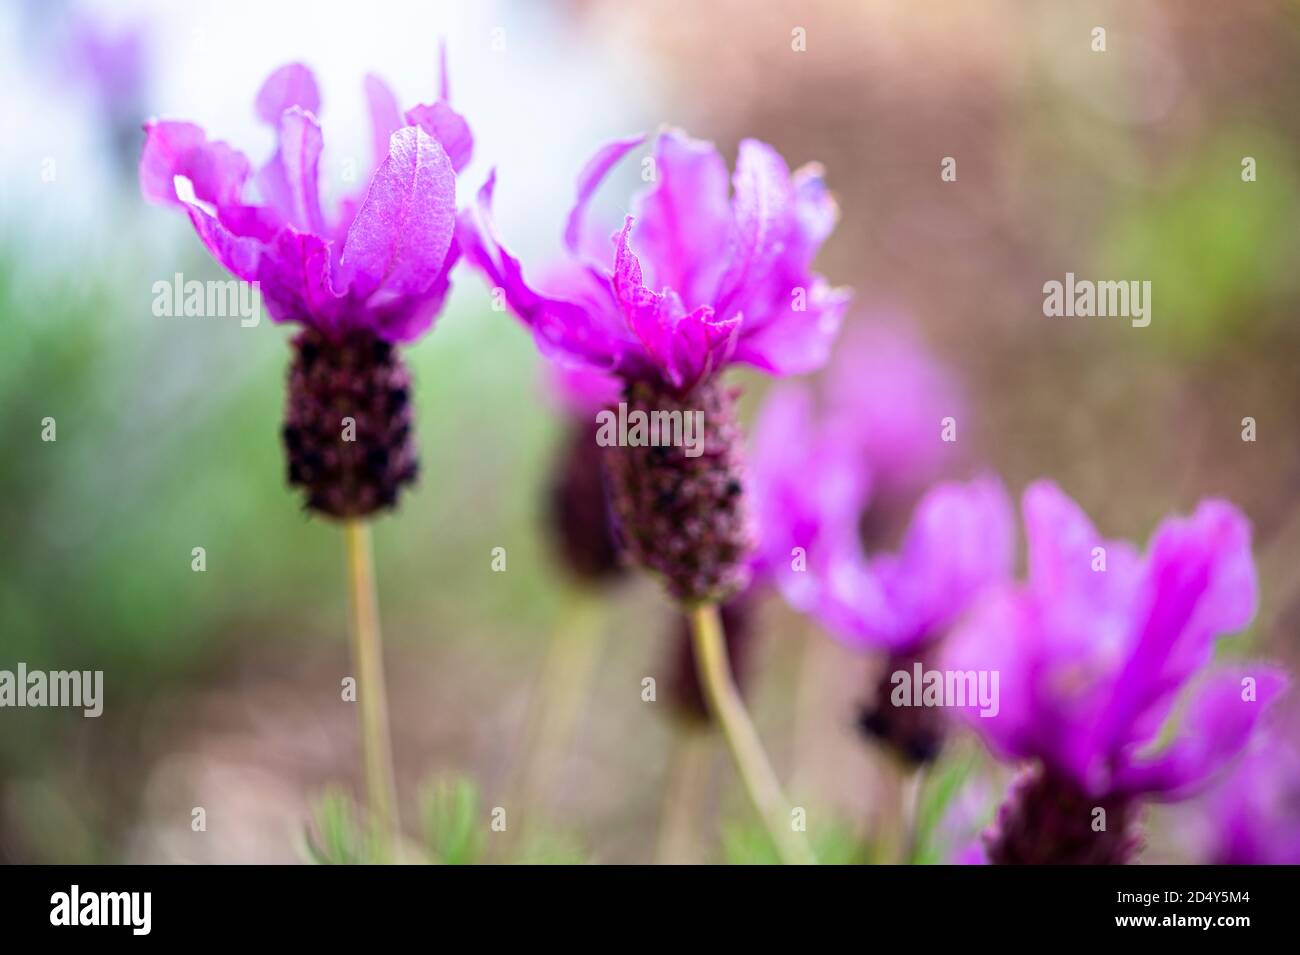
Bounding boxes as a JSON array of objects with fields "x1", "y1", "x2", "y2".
[
  {"x1": 822, "y1": 320, "x2": 964, "y2": 494},
  {"x1": 945, "y1": 481, "x2": 1288, "y2": 863},
  {"x1": 140, "y1": 57, "x2": 472, "y2": 518},
  {"x1": 67, "y1": 14, "x2": 147, "y2": 109},
  {"x1": 63, "y1": 14, "x2": 152, "y2": 180},
  {"x1": 750, "y1": 332, "x2": 1006, "y2": 763},
  {"x1": 545, "y1": 419, "x2": 625, "y2": 587},
  {"x1": 1195, "y1": 723, "x2": 1300, "y2": 865}
]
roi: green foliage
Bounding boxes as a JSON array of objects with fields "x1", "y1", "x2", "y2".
[
  {"x1": 908, "y1": 753, "x2": 981, "y2": 865},
  {"x1": 1098, "y1": 129, "x2": 1300, "y2": 352},
  {"x1": 511, "y1": 830, "x2": 588, "y2": 866},
  {"x1": 421, "y1": 776, "x2": 484, "y2": 865},
  {"x1": 304, "y1": 789, "x2": 380, "y2": 865},
  {"x1": 304, "y1": 776, "x2": 588, "y2": 865},
  {"x1": 721, "y1": 814, "x2": 875, "y2": 865}
]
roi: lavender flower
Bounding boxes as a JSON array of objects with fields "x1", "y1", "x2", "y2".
[
  {"x1": 140, "y1": 61, "x2": 471, "y2": 517},
  {"x1": 944, "y1": 481, "x2": 1288, "y2": 864},
  {"x1": 460, "y1": 129, "x2": 848, "y2": 604},
  {"x1": 749, "y1": 335, "x2": 1009, "y2": 763},
  {"x1": 66, "y1": 15, "x2": 151, "y2": 177}
]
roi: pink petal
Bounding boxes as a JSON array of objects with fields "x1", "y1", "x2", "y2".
[
  {"x1": 1115, "y1": 666, "x2": 1288, "y2": 797},
  {"x1": 1091, "y1": 499, "x2": 1258, "y2": 764},
  {"x1": 363, "y1": 73, "x2": 403, "y2": 171},
  {"x1": 255, "y1": 107, "x2": 325, "y2": 234},
  {"x1": 626, "y1": 129, "x2": 729, "y2": 302},
  {"x1": 728, "y1": 278, "x2": 847, "y2": 374},
  {"x1": 140, "y1": 120, "x2": 251, "y2": 208},
  {"x1": 457, "y1": 172, "x2": 629, "y2": 371},
  {"x1": 564, "y1": 133, "x2": 646, "y2": 256},
  {"x1": 404, "y1": 101, "x2": 474, "y2": 174},
  {"x1": 340, "y1": 125, "x2": 456, "y2": 300},
  {"x1": 714, "y1": 138, "x2": 794, "y2": 319},
  {"x1": 255, "y1": 63, "x2": 320, "y2": 125},
  {"x1": 258, "y1": 228, "x2": 341, "y2": 327}
]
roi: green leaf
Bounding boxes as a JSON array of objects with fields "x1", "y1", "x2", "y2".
[
  {"x1": 909, "y1": 751, "x2": 981, "y2": 865},
  {"x1": 304, "y1": 789, "x2": 376, "y2": 865},
  {"x1": 421, "y1": 776, "x2": 484, "y2": 865}
]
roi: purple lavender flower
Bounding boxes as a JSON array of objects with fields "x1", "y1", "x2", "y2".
[
  {"x1": 460, "y1": 129, "x2": 848, "y2": 603},
  {"x1": 944, "y1": 481, "x2": 1288, "y2": 863},
  {"x1": 140, "y1": 60, "x2": 472, "y2": 517},
  {"x1": 460, "y1": 129, "x2": 848, "y2": 393},
  {"x1": 141, "y1": 61, "x2": 469, "y2": 344},
  {"x1": 749, "y1": 340, "x2": 1009, "y2": 762}
]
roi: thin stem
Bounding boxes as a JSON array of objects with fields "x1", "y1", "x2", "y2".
[
  {"x1": 511, "y1": 592, "x2": 606, "y2": 834},
  {"x1": 343, "y1": 519, "x2": 399, "y2": 861},
  {"x1": 687, "y1": 603, "x2": 816, "y2": 865},
  {"x1": 900, "y1": 764, "x2": 926, "y2": 864}
]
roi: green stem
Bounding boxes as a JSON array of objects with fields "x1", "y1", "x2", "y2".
[
  {"x1": 687, "y1": 603, "x2": 816, "y2": 865},
  {"x1": 512, "y1": 592, "x2": 606, "y2": 829},
  {"x1": 343, "y1": 519, "x2": 399, "y2": 861}
]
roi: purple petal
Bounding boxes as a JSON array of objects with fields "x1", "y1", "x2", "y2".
[
  {"x1": 728, "y1": 163, "x2": 846, "y2": 376},
  {"x1": 728, "y1": 279, "x2": 848, "y2": 375},
  {"x1": 822, "y1": 319, "x2": 964, "y2": 489},
  {"x1": 255, "y1": 63, "x2": 320, "y2": 125},
  {"x1": 817, "y1": 475, "x2": 1013, "y2": 651},
  {"x1": 255, "y1": 107, "x2": 325, "y2": 234},
  {"x1": 139, "y1": 120, "x2": 266, "y2": 280},
  {"x1": 340, "y1": 125, "x2": 456, "y2": 301},
  {"x1": 750, "y1": 383, "x2": 870, "y2": 601},
  {"x1": 404, "y1": 101, "x2": 473, "y2": 174},
  {"x1": 257, "y1": 228, "x2": 341, "y2": 327},
  {"x1": 883, "y1": 474, "x2": 1016, "y2": 638},
  {"x1": 1115, "y1": 666, "x2": 1288, "y2": 797},
  {"x1": 457, "y1": 172, "x2": 630, "y2": 371},
  {"x1": 140, "y1": 120, "x2": 251, "y2": 208},
  {"x1": 714, "y1": 138, "x2": 794, "y2": 319},
  {"x1": 942, "y1": 587, "x2": 1044, "y2": 763},
  {"x1": 613, "y1": 218, "x2": 737, "y2": 390},
  {"x1": 564, "y1": 133, "x2": 647, "y2": 256},
  {"x1": 625, "y1": 129, "x2": 729, "y2": 301},
  {"x1": 363, "y1": 74, "x2": 403, "y2": 171},
  {"x1": 543, "y1": 361, "x2": 624, "y2": 416},
  {"x1": 1090, "y1": 499, "x2": 1258, "y2": 765}
]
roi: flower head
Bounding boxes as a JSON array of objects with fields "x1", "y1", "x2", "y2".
[
  {"x1": 459, "y1": 129, "x2": 848, "y2": 393},
  {"x1": 750, "y1": 360, "x2": 1007, "y2": 653},
  {"x1": 945, "y1": 481, "x2": 1287, "y2": 802},
  {"x1": 140, "y1": 58, "x2": 472, "y2": 343}
]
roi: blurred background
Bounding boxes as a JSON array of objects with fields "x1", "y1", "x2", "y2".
[{"x1": 1, "y1": 0, "x2": 1298, "y2": 863}]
